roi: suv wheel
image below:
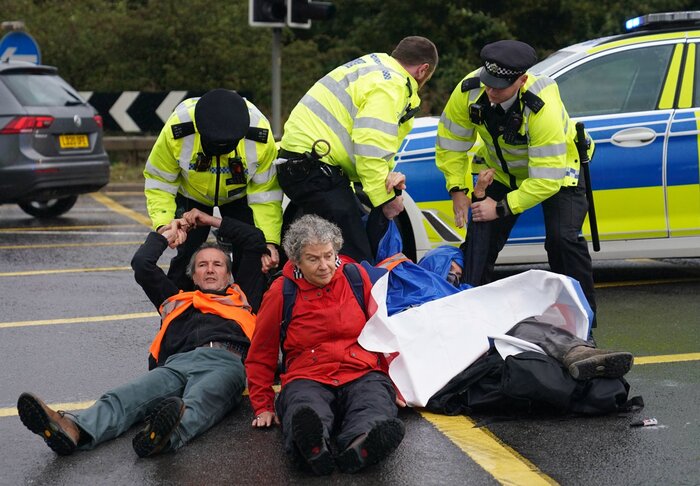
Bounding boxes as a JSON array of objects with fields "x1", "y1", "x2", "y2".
[{"x1": 18, "y1": 195, "x2": 79, "y2": 218}]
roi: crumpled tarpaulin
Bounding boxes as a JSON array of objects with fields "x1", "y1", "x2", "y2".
[{"x1": 358, "y1": 268, "x2": 592, "y2": 407}]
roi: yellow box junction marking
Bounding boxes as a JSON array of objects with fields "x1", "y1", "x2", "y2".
[
  {"x1": 0, "y1": 224, "x2": 140, "y2": 232},
  {"x1": 0, "y1": 312, "x2": 157, "y2": 329},
  {"x1": 419, "y1": 411, "x2": 557, "y2": 485},
  {"x1": 0, "y1": 241, "x2": 142, "y2": 250},
  {"x1": 0, "y1": 266, "x2": 132, "y2": 277},
  {"x1": 90, "y1": 192, "x2": 152, "y2": 227}
]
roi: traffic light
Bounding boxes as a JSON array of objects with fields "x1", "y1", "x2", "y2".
[
  {"x1": 287, "y1": 0, "x2": 335, "y2": 29},
  {"x1": 249, "y1": 0, "x2": 286, "y2": 28}
]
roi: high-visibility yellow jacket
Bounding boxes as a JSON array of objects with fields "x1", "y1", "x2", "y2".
[
  {"x1": 436, "y1": 70, "x2": 594, "y2": 214},
  {"x1": 144, "y1": 97, "x2": 283, "y2": 244},
  {"x1": 281, "y1": 53, "x2": 421, "y2": 207}
]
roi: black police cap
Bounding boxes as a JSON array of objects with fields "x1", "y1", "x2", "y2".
[
  {"x1": 194, "y1": 89, "x2": 250, "y2": 156},
  {"x1": 479, "y1": 40, "x2": 537, "y2": 89}
]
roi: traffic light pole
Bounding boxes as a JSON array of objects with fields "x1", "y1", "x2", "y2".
[{"x1": 271, "y1": 27, "x2": 282, "y2": 139}]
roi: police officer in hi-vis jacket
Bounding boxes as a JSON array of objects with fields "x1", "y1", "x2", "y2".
[
  {"x1": 144, "y1": 89, "x2": 282, "y2": 311},
  {"x1": 436, "y1": 40, "x2": 598, "y2": 328}
]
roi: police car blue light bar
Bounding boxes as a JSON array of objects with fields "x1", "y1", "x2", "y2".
[{"x1": 625, "y1": 11, "x2": 700, "y2": 31}]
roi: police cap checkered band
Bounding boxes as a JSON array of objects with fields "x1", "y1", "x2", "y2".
[
  {"x1": 484, "y1": 60, "x2": 525, "y2": 79},
  {"x1": 479, "y1": 40, "x2": 537, "y2": 88}
]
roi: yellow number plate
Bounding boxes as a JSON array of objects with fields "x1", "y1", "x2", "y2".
[{"x1": 59, "y1": 134, "x2": 89, "y2": 149}]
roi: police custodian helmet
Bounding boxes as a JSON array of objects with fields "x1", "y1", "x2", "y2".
[
  {"x1": 479, "y1": 40, "x2": 538, "y2": 89},
  {"x1": 194, "y1": 89, "x2": 250, "y2": 156}
]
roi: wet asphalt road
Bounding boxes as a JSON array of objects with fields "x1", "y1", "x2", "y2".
[{"x1": 0, "y1": 184, "x2": 698, "y2": 485}]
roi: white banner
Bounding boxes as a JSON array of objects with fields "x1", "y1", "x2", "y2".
[{"x1": 358, "y1": 269, "x2": 591, "y2": 407}]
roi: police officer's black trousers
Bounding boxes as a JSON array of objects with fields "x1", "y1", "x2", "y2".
[
  {"x1": 462, "y1": 181, "x2": 596, "y2": 325},
  {"x1": 277, "y1": 159, "x2": 375, "y2": 263},
  {"x1": 275, "y1": 372, "x2": 398, "y2": 459},
  {"x1": 167, "y1": 194, "x2": 267, "y2": 312}
]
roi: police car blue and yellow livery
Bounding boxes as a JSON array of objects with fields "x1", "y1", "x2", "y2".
[
  {"x1": 393, "y1": 12, "x2": 700, "y2": 263},
  {"x1": 144, "y1": 97, "x2": 282, "y2": 245}
]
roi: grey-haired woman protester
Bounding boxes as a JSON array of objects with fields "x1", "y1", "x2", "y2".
[{"x1": 245, "y1": 214, "x2": 405, "y2": 475}]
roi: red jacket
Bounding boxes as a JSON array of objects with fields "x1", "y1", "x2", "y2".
[{"x1": 245, "y1": 260, "x2": 382, "y2": 416}]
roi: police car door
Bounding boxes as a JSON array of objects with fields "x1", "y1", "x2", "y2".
[
  {"x1": 551, "y1": 40, "x2": 679, "y2": 247},
  {"x1": 666, "y1": 36, "x2": 700, "y2": 244}
]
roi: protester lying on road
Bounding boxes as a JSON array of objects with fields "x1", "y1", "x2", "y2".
[
  {"x1": 245, "y1": 214, "x2": 405, "y2": 475},
  {"x1": 17, "y1": 221, "x2": 255, "y2": 457}
]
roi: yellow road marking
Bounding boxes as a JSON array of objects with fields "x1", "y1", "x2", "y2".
[
  {"x1": 0, "y1": 266, "x2": 132, "y2": 277},
  {"x1": 90, "y1": 192, "x2": 151, "y2": 227},
  {"x1": 0, "y1": 241, "x2": 141, "y2": 250},
  {"x1": 596, "y1": 278, "x2": 700, "y2": 288},
  {"x1": 0, "y1": 312, "x2": 157, "y2": 329},
  {"x1": 0, "y1": 224, "x2": 139, "y2": 232},
  {"x1": 0, "y1": 401, "x2": 95, "y2": 418},
  {"x1": 420, "y1": 411, "x2": 557, "y2": 485},
  {"x1": 634, "y1": 352, "x2": 700, "y2": 365},
  {"x1": 0, "y1": 386, "x2": 283, "y2": 418}
]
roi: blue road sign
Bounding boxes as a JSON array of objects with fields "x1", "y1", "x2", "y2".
[{"x1": 0, "y1": 31, "x2": 41, "y2": 64}]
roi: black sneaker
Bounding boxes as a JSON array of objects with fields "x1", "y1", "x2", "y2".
[
  {"x1": 291, "y1": 407, "x2": 334, "y2": 475},
  {"x1": 132, "y1": 397, "x2": 185, "y2": 458},
  {"x1": 17, "y1": 392, "x2": 80, "y2": 456},
  {"x1": 336, "y1": 418, "x2": 405, "y2": 474}
]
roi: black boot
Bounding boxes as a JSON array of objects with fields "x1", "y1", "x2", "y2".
[
  {"x1": 336, "y1": 418, "x2": 405, "y2": 473},
  {"x1": 132, "y1": 397, "x2": 185, "y2": 458},
  {"x1": 291, "y1": 407, "x2": 334, "y2": 475}
]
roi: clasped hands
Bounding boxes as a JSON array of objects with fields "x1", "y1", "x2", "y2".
[{"x1": 157, "y1": 208, "x2": 279, "y2": 273}]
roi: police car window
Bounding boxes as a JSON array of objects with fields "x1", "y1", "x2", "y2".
[{"x1": 555, "y1": 44, "x2": 674, "y2": 117}]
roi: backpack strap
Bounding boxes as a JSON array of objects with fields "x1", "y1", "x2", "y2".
[
  {"x1": 279, "y1": 277, "x2": 297, "y2": 358},
  {"x1": 342, "y1": 263, "x2": 366, "y2": 318}
]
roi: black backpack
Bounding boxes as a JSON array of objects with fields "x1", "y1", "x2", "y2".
[
  {"x1": 278, "y1": 263, "x2": 366, "y2": 371},
  {"x1": 426, "y1": 349, "x2": 643, "y2": 417}
]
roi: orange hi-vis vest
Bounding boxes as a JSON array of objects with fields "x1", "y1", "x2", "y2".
[
  {"x1": 149, "y1": 284, "x2": 256, "y2": 362},
  {"x1": 376, "y1": 253, "x2": 410, "y2": 272}
]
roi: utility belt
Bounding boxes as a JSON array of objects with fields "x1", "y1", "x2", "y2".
[{"x1": 277, "y1": 148, "x2": 345, "y2": 180}]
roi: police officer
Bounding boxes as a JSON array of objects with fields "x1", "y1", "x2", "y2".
[
  {"x1": 435, "y1": 40, "x2": 598, "y2": 328},
  {"x1": 144, "y1": 89, "x2": 282, "y2": 311},
  {"x1": 276, "y1": 36, "x2": 438, "y2": 263}
]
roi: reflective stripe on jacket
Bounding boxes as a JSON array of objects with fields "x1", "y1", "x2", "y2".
[
  {"x1": 144, "y1": 97, "x2": 282, "y2": 244},
  {"x1": 436, "y1": 69, "x2": 595, "y2": 214},
  {"x1": 150, "y1": 285, "x2": 256, "y2": 362},
  {"x1": 280, "y1": 53, "x2": 421, "y2": 207}
]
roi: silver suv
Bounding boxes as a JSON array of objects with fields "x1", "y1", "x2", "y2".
[{"x1": 0, "y1": 60, "x2": 109, "y2": 217}]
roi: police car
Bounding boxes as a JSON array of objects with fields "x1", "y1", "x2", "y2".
[{"x1": 396, "y1": 11, "x2": 700, "y2": 263}]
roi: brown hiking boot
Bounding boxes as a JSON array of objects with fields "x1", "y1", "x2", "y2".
[
  {"x1": 17, "y1": 392, "x2": 80, "y2": 456},
  {"x1": 563, "y1": 345, "x2": 634, "y2": 380}
]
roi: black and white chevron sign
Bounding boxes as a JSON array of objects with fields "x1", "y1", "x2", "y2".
[{"x1": 78, "y1": 90, "x2": 254, "y2": 134}]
